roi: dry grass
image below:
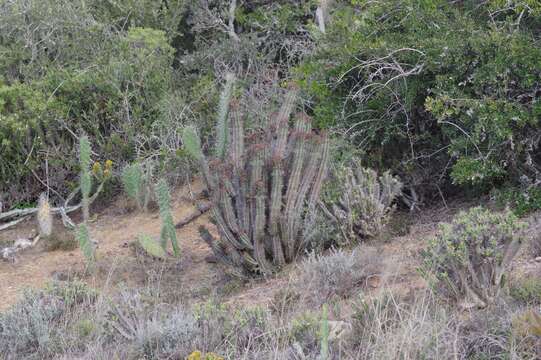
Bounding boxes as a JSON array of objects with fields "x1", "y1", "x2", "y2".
[{"x1": 1, "y1": 189, "x2": 541, "y2": 359}]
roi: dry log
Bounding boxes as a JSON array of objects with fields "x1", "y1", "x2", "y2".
[
  {"x1": 0, "y1": 181, "x2": 105, "y2": 232},
  {"x1": 175, "y1": 202, "x2": 212, "y2": 229}
]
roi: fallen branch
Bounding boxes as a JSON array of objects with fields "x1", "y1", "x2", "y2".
[
  {"x1": 0, "y1": 216, "x2": 30, "y2": 231},
  {"x1": 0, "y1": 181, "x2": 105, "y2": 231},
  {"x1": 175, "y1": 202, "x2": 212, "y2": 229}
]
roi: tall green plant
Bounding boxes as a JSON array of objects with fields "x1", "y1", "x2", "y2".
[
  {"x1": 79, "y1": 136, "x2": 92, "y2": 222},
  {"x1": 78, "y1": 136, "x2": 95, "y2": 265},
  {"x1": 183, "y1": 86, "x2": 330, "y2": 275},
  {"x1": 121, "y1": 162, "x2": 152, "y2": 211},
  {"x1": 155, "y1": 179, "x2": 179, "y2": 256},
  {"x1": 215, "y1": 72, "x2": 235, "y2": 159},
  {"x1": 319, "y1": 304, "x2": 329, "y2": 360}
]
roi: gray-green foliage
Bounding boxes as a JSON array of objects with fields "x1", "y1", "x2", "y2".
[
  {"x1": 137, "y1": 234, "x2": 167, "y2": 259},
  {"x1": 421, "y1": 207, "x2": 527, "y2": 308},
  {"x1": 319, "y1": 304, "x2": 329, "y2": 360},
  {"x1": 0, "y1": 281, "x2": 96, "y2": 359},
  {"x1": 79, "y1": 136, "x2": 92, "y2": 222},
  {"x1": 76, "y1": 224, "x2": 95, "y2": 264},
  {"x1": 155, "y1": 179, "x2": 179, "y2": 256},
  {"x1": 122, "y1": 162, "x2": 152, "y2": 211},
  {"x1": 78, "y1": 136, "x2": 95, "y2": 264},
  {"x1": 215, "y1": 72, "x2": 236, "y2": 159},
  {"x1": 325, "y1": 161, "x2": 402, "y2": 243},
  {"x1": 183, "y1": 88, "x2": 330, "y2": 275}
]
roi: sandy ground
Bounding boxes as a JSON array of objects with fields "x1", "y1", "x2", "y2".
[
  {"x1": 0, "y1": 181, "x2": 218, "y2": 311},
  {"x1": 1, "y1": 186, "x2": 540, "y2": 313}
]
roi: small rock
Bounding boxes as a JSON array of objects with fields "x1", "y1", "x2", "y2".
[{"x1": 535, "y1": 257, "x2": 541, "y2": 262}]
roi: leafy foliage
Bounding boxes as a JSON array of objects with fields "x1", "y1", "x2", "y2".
[
  {"x1": 324, "y1": 161, "x2": 402, "y2": 243},
  {"x1": 298, "y1": 0, "x2": 541, "y2": 198},
  {"x1": 421, "y1": 207, "x2": 527, "y2": 308},
  {"x1": 0, "y1": 1, "x2": 182, "y2": 207}
]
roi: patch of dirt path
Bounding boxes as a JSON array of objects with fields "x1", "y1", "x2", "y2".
[{"x1": 0, "y1": 180, "x2": 216, "y2": 311}]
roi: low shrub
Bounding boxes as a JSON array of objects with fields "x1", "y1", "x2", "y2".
[
  {"x1": 0, "y1": 281, "x2": 97, "y2": 359},
  {"x1": 510, "y1": 277, "x2": 541, "y2": 306},
  {"x1": 350, "y1": 291, "x2": 455, "y2": 359},
  {"x1": 421, "y1": 207, "x2": 527, "y2": 308},
  {"x1": 323, "y1": 161, "x2": 402, "y2": 244},
  {"x1": 298, "y1": 248, "x2": 380, "y2": 305}
]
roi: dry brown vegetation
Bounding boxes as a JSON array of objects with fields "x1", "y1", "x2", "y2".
[{"x1": 2, "y1": 182, "x2": 541, "y2": 359}]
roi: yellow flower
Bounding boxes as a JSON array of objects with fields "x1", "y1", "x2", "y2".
[
  {"x1": 91, "y1": 162, "x2": 102, "y2": 176},
  {"x1": 105, "y1": 159, "x2": 113, "y2": 170},
  {"x1": 187, "y1": 351, "x2": 201, "y2": 360}
]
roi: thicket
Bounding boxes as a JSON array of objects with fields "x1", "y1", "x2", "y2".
[
  {"x1": 297, "y1": 0, "x2": 541, "y2": 205},
  {"x1": 1, "y1": 0, "x2": 539, "y2": 212}
]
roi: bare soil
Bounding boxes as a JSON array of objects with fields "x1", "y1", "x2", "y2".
[{"x1": 1, "y1": 185, "x2": 539, "y2": 312}]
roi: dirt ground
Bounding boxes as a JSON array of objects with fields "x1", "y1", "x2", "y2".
[
  {"x1": 0, "y1": 181, "x2": 218, "y2": 311},
  {"x1": 1, "y1": 185, "x2": 540, "y2": 313}
]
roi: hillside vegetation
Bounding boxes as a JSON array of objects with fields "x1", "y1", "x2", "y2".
[{"x1": 1, "y1": 1, "x2": 541, "y2": 359}]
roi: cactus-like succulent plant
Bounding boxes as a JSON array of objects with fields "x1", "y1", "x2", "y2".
[
  {"x1": 78, "y1": 136, "x2": 95, "y2": 265},
  {"x1": 79, "y1": 136, "x2": 92, "y2": 222},
  {"x1": 137, "y1": 234, "x2": 167, "y2": 259},
  {"x1": 421, "y1": 207, "x2": 526, "y2": 308},
  {"x1": 326, "y1": 162, "x2": 402, "y2": 242},
  {"x1": 183, "y1": 80, "x2": 329, "y2": 275},
  {"x1": 36, "y1": 193, "x2": 53, "y2": 238},
  {"x1": 76, "y1": 223, "x2": 95, "y2": 263},
  {"x1": 155, "y1": 179, "x2": 179, "y2": 256},
  {"x1": 121, "y1": 162, "x2": 153, "y2": 211}
]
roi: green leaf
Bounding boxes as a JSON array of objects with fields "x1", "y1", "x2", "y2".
[{"x1": 137, "y1": 234, "x2": 167, "y2": 259}]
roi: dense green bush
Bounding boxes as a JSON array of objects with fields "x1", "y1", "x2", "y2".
[
  {"x1": 0, "y1": 0, "x2": 320, "y2": 208},
  {"x1": 297, "y1": 0, "x2": 541, "y2": 199},
  {"x1": 0, "y1": 1, "x2": 183, "y2": 207}
]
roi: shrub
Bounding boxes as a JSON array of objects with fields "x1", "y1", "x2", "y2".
[
  {"x1": 297, "y1": 0, "x2": 541, "y2": 196},
  {"x1": 324, "y1": 161, "x2": 402, "y2": 243},
  {"x1": 495, "y1": 186, "x2": 541, "y2": 217},
  {"x1": 298, "y1": 248, "x2": 380, "y2": 305},
  {"x1": 106, "y1": 290, "x2": 197, "y2": 358},
  {"x1": 421, "y1": 207, "x2": 527, "y2": 308},
  {"x1": 350, "y1": 291, "x2": 455, "y2": 359},
  {"x1": 510, "y1": 277, "x2": 541, "y2": 306},
  {"x1": 0, "y1": 281, "x2": 97, "y2": 359},
  {"x1": 183, "y1": 81, "x2": 330, "y2": 275}
]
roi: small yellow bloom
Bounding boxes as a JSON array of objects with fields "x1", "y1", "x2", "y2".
[
  {"x1": 105, "y1": 159, "x2": 113, "y2": 170},
  {"x1": 187, "y1": 351, "x2": 201, "y2": 360},
  {"x1": 92, "y1": 162, "x2": 102, "y2": 176}
]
